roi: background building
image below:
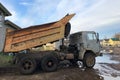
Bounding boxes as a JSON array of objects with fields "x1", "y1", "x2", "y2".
[
  {"x1": 101, "y1": 38, "x2": 120, "y2": 47},
  {"x1": 0, "y1": 3, "x2": 21, "y2": 52},
  {"x1": 0, "y1": 3, "x2": 21, "y2": 31}
]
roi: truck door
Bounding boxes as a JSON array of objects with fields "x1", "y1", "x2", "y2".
[{"x1": 86, "y1": 32, "x2": 100, "y2": 53}]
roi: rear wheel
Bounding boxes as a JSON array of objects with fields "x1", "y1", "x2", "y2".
[
  {"x1": 83, "y1": 52, "x2": 95, "y2": 68},
  {"x1": 41, "y1": 55, "x2": 58, "y2": 72},
  {"x1": 18, "y1": 57, "x2": 37, "y2": 75}
]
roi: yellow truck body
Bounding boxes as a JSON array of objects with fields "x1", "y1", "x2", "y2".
[{"x1": 4, "y1": 14, "x2": 75, "y2": 52}]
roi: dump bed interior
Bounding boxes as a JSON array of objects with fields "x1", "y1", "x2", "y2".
[{"x1": 4, "y1": 14, "x2": 75, "y2": 52}]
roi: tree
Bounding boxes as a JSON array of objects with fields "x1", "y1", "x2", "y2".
[{"x1": 113, "y1": 33, "x2": 120, "y2": 39}]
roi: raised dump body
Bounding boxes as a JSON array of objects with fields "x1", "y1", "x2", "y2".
[{"x1": 4, "y1": 14, "x2": 75, "y2": 52}]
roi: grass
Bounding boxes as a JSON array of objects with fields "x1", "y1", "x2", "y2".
[{"x1": 0, "y1": 52, "x2": 13, "y2": 66}]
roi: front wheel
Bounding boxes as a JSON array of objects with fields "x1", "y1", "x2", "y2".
[{"x1": 83, "y1": 52, "x2": 96, "y2": 68}]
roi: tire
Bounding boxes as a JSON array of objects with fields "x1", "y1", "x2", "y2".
[
  {"x1": 83, "y1": 52, "x2": 95, "y2": 68},
  {"x1": 18, "y1": 57, "x2": 37, "y2": 75},
  {"x1": 41, "y1": 55, "x2": 58, "y2": 72},
  {"x1": 64, "y1": 22, "x2": 71, "y2": 38}
]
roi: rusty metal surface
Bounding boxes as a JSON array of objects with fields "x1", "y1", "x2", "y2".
[{"x1": 4, "y1": 14, "x2": 75, "y2": 52}]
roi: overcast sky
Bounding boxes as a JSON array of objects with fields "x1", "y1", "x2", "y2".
[{"x1": 0, "y1": 0, "x2": 120, "y2": 39}]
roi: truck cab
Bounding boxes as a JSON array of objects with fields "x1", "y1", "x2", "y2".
[{"x1": 69, "y1": 31, "x2": 101, "y2": 68}]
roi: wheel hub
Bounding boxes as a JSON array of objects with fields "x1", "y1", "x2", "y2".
[
  {"x1": 47, "y1": 61, "x2": 53, "y2": 67},
  {"x1": 23, "y1": 61, "x2": 32, "y2": 70}
]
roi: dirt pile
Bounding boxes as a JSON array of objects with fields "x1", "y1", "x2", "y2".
[{"x1": 113, "y1": 47, "x2": 120, "y2": 54}]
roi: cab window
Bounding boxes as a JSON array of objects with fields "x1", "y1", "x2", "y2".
[{"x1": 87, "y1": 33, "x2": 96, "y2": 40}]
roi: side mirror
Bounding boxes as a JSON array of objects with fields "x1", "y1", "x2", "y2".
[{"x1": 96, "y1": 33, "x2": 99, "y2": 42}]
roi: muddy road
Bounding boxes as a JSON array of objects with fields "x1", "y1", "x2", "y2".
[{"x1": 0, "y1": 54, "x2": 120, "y2": 80}]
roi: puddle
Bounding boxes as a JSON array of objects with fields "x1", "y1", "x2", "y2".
[
  {"x1": 94, "y1": 63, "x2": 120, "y2": 76},
  {"x1": 96, "y1": 54, "x2": 119, "y2": 64},
  {"x1": 94, "y1": 54, "x2": 120, "y2": 80},
  {"x1": 102, "y1": 75, "x2": 120, "y2": 80}
]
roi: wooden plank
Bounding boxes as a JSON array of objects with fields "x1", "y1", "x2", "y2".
[
  {"x1": 10, "y1": 32, "x2": 63, "y2": 52},
  {"x1": 12, "y1": 27, "x2": 61, "y2": 44},
  {"x1": 11, "y1": 22, "x2": 57, "y2": 37}
]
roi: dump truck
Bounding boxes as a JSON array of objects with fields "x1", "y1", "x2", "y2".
[{"x1": 0, "y1": 14, "x2": 101, "y2": 74}]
